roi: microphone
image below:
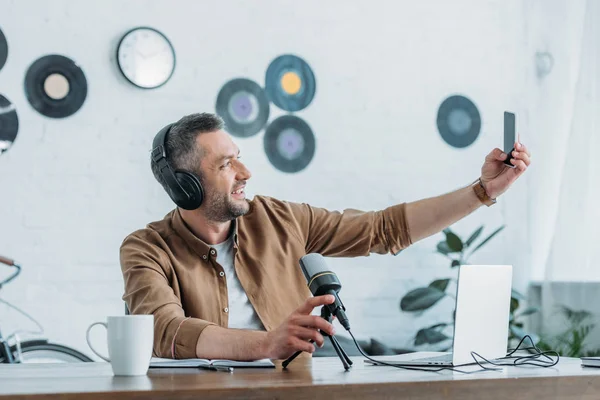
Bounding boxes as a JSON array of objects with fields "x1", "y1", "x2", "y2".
[{"x1": 299, "y1": 253, "x2": 351, "y2": 331}]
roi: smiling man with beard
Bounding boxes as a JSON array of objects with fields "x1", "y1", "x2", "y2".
[{"x1": 120, "y1": 112, "x2": 531, "y2": 361}]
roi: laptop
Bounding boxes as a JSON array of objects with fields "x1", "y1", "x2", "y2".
[{"x1": 371, "y1": 264, "x2": 513, "y2": 367}]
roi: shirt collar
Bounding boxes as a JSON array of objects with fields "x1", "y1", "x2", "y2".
[{"x1": 172, "y1": 209, "x2": 239, "y2": 260}]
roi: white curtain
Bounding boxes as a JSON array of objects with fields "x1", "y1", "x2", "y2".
[{"x1": 527, "y1": 0, "x2": 600, "y2": 350}]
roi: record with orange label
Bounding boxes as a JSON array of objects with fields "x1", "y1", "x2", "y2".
[{"x1": 265, "y1": 55, "x2": 316, "y2": 112}]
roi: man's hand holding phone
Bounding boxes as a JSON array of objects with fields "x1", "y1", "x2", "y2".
[{"x1": 477, "y1": 111, "x2": 531, "y2": 200}]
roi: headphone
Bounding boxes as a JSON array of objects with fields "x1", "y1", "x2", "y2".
[{"x1": 151, "y1": 123, "x2": 204, "y2": 210}]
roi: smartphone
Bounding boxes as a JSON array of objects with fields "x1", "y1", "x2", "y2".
[{"x1": 503, "y1": 111, "x2": 516, "y2": 168}]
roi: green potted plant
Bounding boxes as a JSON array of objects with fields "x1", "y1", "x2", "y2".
[
  {"x1": 400, "y1": 226, "x2": 539, "y2": 349},
  {"x1": 537, "y1": 305, "x2": 600, "y2": 357}
]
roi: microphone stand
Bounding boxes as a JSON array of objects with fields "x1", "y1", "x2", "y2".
[{"x1": 282, "y1": 306, "x2": 353, "y2": 371}]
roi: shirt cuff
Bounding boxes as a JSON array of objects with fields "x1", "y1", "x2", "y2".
[{"x1": 171, "y1": 317, "x2": 216, "y2": 359}]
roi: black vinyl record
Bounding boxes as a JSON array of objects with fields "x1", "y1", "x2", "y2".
[
  {"x1": 437, "y1": 95, "x2": 481, "y2": 148},
  {"x1": 264, "y1": 115, "x2": 315, "y2": 173},
  {"x1": 216, "y1": 78, "x2": 270, "y2": 138},
  {"x1": 0, "y1": 94, "x2": 19, "y2": 155},
  {"x1": 24, "y1": 54, "x2": 88, "y2": 118},
  {"x1": 0, "y1": 27, "x2": 7, "y2": 72}
]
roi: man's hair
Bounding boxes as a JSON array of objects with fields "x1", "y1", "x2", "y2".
[{"x1": 151, "y1": 113, "x2": 224, "y2": 190}]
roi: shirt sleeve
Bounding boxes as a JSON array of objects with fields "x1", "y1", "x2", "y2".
[
  {"x1": 120, "y1": 232, "x2": 216, "y2": 359},
  {"x1": 286, "y1": 201, "x2": 412, "y2": 257}
]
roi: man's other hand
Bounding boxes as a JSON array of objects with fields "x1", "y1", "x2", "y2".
[{"x1": 262, "y1": 295, "x2": 336, "y2": 359}]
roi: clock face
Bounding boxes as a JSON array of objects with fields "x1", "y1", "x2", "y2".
[{"x1": 117, "y1": 27, "x2": 175, "y2": 89}]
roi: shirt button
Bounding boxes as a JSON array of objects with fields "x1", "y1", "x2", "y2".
[
  {"x1": 202, "y1": 255, "x2": 207, "y2": 260},
  {"x1": 210, "y1": 249, "x2": 216, "y2": 255},
  {"x1": 224, "y1": 307, "x2": 229, "y2": 313},
  {"x1": 219, "y1": 271, "x2": 225, "y2": 277}
]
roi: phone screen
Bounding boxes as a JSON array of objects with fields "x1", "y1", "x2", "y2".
[{"x1": 503, "y1": 111, "x2": 516, "y2": 167}]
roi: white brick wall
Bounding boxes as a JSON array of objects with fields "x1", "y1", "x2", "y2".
[{"x1": 0, "y1": 0, "x2": 535, "y2": 358}]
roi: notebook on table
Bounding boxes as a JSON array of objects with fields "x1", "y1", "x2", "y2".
[{"x1": 150, "y1": 357, "x2": 275, "y2": 369}]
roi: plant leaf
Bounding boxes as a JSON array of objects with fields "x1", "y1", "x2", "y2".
[
  {"x1": 429, "y1": 279, "x2": 450, "y2": 292},
  {"x1": 445, "y1": 231, "x2": 464, "y2": 252},
  {"x1": 451, "y1": 259, "x2": 461, "y2": 268},
  {"x1": 427, "y1": 323, "x2": 449, "y2": 330},
  {"x1": 470, "y1": 225, "x2": 505, "y2": 254},
  {"x1": 510, "y1": 297, "x2": 520, "y2": 314},
  {"x1": 437, "y1": 241, "x2": 452, "y2": 255},
  {"x1": 400, "y1": 287, "x2": 446, "y2": 312},
  {"x1": 511, "y1": 289, "x2": 526, "y2": 301},
  {"x1": 516, "y1": 307, "x2": 539, "y2": 317},
  {"x1": 509, "y1": 325, "x2": 527, "y2": 339},
  {"x1": 414, "y1": 327, "x2": 450, "y2": 345},
  {"x1": 558, "y1": 305, "x2": 593, "y2": 325},
  {"x1": 465, "y1": 226, "x2": 484, "y2": 247}
]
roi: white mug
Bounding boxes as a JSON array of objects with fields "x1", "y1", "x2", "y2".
[{"x1": 86, "y1": 315, "x2": 154, "y2": 376}]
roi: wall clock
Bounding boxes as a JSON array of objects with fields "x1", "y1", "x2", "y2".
[{"x1": 117, "y1": 27, "x2": 175, "y2": 89}]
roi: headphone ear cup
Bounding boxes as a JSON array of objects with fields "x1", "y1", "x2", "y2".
[{"x1": 174, "y1": 171, "x2": 204, "y2": 210}]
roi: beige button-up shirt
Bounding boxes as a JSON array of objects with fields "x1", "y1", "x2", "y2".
[{"x1": 120, "y1": 195, "x2": 412, "y2": 359}]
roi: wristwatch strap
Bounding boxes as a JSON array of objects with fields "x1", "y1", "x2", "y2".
[{"x1": 472, "y1": 178, "x2": 496, "y2": 207}]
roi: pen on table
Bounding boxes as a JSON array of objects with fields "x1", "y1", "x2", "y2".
[{"x1": 206, "y1": 365, "x2": 234, "y2": 372}]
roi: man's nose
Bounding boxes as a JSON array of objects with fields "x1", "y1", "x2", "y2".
[{"x1": 235, "y1": 160, "x2": 252, "y2": 180}]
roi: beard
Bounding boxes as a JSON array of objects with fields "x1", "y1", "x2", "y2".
[{"x1": 202, "y1": 186, "x2": 249, "y2": 223}]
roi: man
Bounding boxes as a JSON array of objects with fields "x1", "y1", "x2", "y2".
[{"x1": 120, "y1": 113, "x2": 531, "y2": 361}]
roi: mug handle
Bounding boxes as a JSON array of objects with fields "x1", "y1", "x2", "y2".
[{"x1": 86, "y1": 322, "x2": 111, "y2": 362}]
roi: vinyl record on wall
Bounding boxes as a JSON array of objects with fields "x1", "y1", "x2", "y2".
[
  {"x1": 24, "y1": 54, "x2": 88, "y2": 119},
  {"x1": 437, "y1": 95, "x2": 481, "y2": 148},
  {"x1": 0, "y1": 27, "x2": 7, "y2": 72},
  {"x1": 0, "y1": 95, "x2": 19, "y2": 155},
  {"x1": 265, "y1": 55, "x2": 316, "y2": 112},
  {"x1": 264, "y1": 115, "x2": 315, "y2": 173},
  {"x1": 216, "y1": 78, "x2": 270, "y2": 138}
]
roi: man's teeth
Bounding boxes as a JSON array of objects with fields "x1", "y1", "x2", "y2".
[{"x1": 232, "y1": 188, "x2": 244, "y2": 194}]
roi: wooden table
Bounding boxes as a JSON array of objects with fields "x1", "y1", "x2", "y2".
[{"x1": 1, "y1": 354, "x2": 600, "y2": 400}]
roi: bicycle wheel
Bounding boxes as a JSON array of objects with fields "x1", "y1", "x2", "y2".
[{"x1": 1, "y1": 340, "x2": 92, "y2": 363}]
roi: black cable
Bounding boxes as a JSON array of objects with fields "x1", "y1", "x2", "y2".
[
  {"x1": 0, "y1": 264, "x2": 21, "y2": 290},
  {"x1": 348, "y1": 331, "x2": 559, "y2": 374},
  {"x1": 471, "y1": 335, "x2": 559, "y2": 369}
]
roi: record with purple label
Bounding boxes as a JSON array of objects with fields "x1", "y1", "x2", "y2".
[
  {"x1": 0, "y1": 94, "x2": 19, "y2": 155},
  {"x1": 24, "y1": 54, "x2": 88, "y2": 119},
  {"x1": 265, "y1": 54, "x2": 316, "y2": 112},
  {"x1": 264, "y1": 115, "x2": 315, "y2": 173},
  {"x1": 437, "y1": 95, "x2": 481, "y2": 148},
  {"x1": 0, "y1": 27, "x2": 7, "y2": 72},
  {"x1": 215, "y1": 78, "x2": 270, "y2": 138}
]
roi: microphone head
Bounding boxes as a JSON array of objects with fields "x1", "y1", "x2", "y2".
[
  {"x1": 300, "y1": 253, "x2": 341, "y2": 296},
  {"x1": 299, "y1": 253, "x2": 329, "y2": 282},
  {"x1": 299, "y1": 254, "x2": 351, "y2": 331}
]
